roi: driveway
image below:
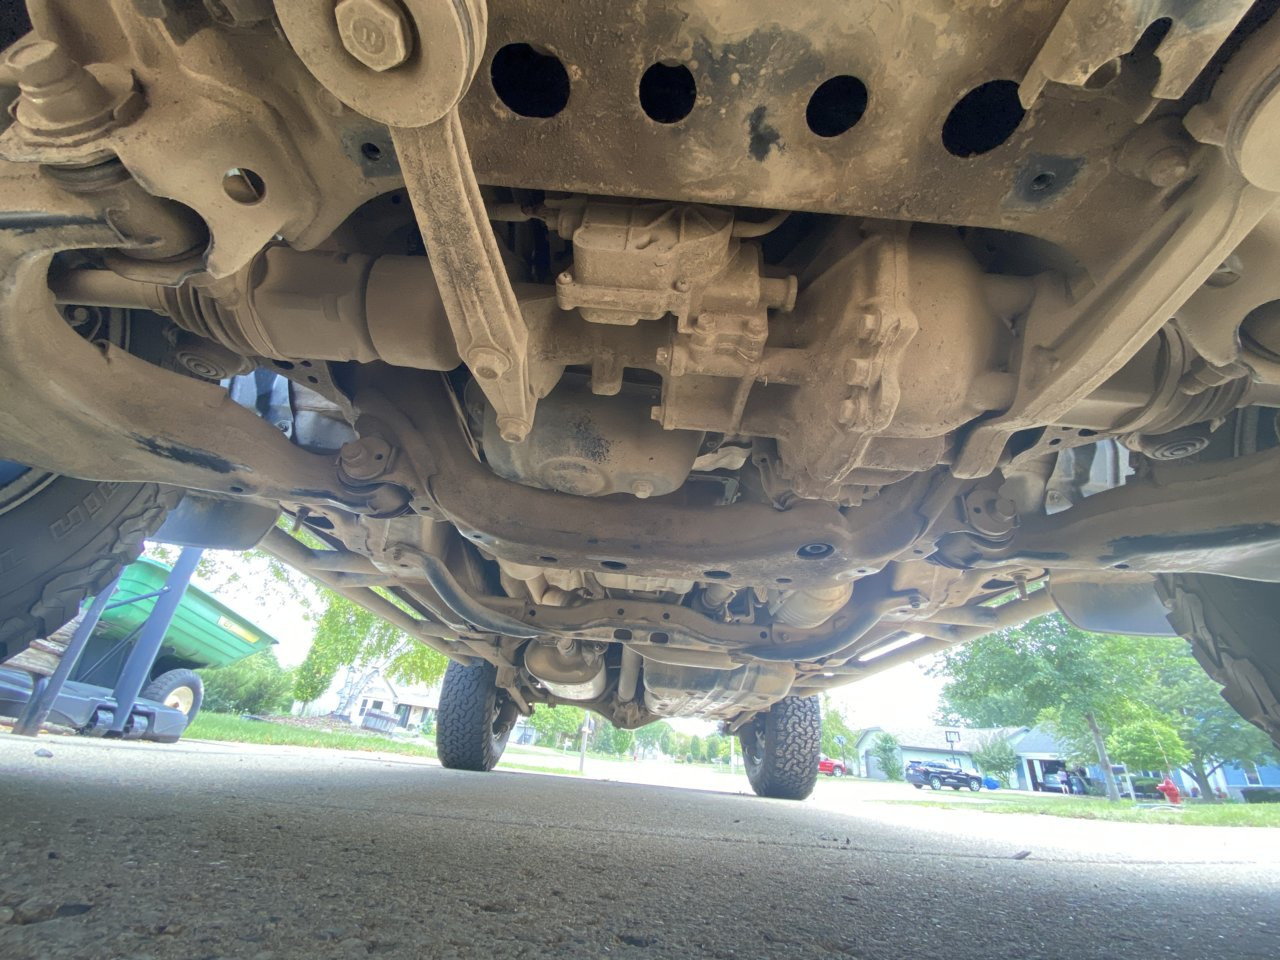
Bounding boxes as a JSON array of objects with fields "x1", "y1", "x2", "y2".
[{"x1": 0, "y1": 735, "x2": 1275, "y2": 959}]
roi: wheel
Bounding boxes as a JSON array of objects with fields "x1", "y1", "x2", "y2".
[
  {"x1": 951, "y1": 784, "x2": 961, "y2": 791},
  {"x1": 1159, "y1": 573, "x2": 1280, "y2": 750},
  {"x1": 0, "y1": 466, "x2": 177, "y2": 662},
  {"x1": 141, "y1": 668, "x2": 204, "y2": 721},
  {"x1": 739, "y1": 695, "x2": 821, "y2": 800},
  {"x1": 912, "y1": 783, "x2": 923, "y2": 789},
  {"x1": 436, "y1": 659, "x2": 515, "y2": 771},
  {"x1": 929, "y1": 775, "x2": 942, "y2": 790},
  {"x1": 968, "y1": 778, "x2": 981, "y2": 792},
  {"x1": 833, "y1": 765, "x2": 845, "y2": 778}
]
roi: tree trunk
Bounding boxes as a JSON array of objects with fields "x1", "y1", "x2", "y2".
[
  {"x1": 1085, "y1": 711, "x2": 1122, "y2": 802},
  {"x1": 1187, "y1": 755, "x2": 1218, "y2": 803}
]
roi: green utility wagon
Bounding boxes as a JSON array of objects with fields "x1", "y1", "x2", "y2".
[{"x1": 69, "y1": 557, "x2": 278, "y2": 725}]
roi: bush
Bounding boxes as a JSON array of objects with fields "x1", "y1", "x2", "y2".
[
  {"x1": 1130, "y1": 776, "x2": 1161, "y2": 798},
  {"x1": 871, "y1": 733, "x2": 903, "y2": 781},
  {"x1": 199, "y1": 651, "x2": 295, "y2": 716},
  {"x1": 972, "y1": 733, "x2": 1019, "y2": 788},
  {"x1": 1240, "y1": 787, "x2": 1280, "y2": 804}
]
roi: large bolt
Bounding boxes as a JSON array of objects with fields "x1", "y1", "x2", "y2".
[
  {"x1": 6, "y1": 40, "x2": 78, "y2": 89},
  {"x1": 339, "y1": 436, "x2": 394, "y2": 481},
  {"x1": 467, "y1": 346, "x2": 510, "y2": 381},
  {"x1": 335, "y1": 0, "x2": 414, "y2": 73},
  {"x1": 3, "y1": 39, "x2": 118, "y2": 137},
  {"x1": 496, "y1": 416, "x2": 531, "y2": 444}
]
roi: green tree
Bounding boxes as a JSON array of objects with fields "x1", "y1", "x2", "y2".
[
  {"x1": 199, "y1": 650, "x2": 295, "y2": 716},
  {"x1": 821, "y1": 699, "x2": 857, "y2": 765},
  {"x1": 1106, "y1": 710, "x2": 1191, "y2": 774},
  {"x1": 292, "y1": 592, "x2": 447, "y2": 706},
  {"x1": 528, "y1": 704, "x2": 585, "y2": 748},
  {"x1": 1143, "y1": 646, "x2": 1278, "y2": 799},
  {"x1": 938, "y1": 614, "x2": 1280, "y2": 802},
  {"x1": 609, "y1": 725, "x2": 635, "y2": 756},
  {"x1": 936, "y1": 615, "x2": 1168, "y2": 801},
  {"x1": 671, "y1": 731, "x2": 691, "y2": 760},
  {"x1": 971, "y1": 732, "x2": 1019, "y2": 787},
  {"x1": 658, "y1": 725, "x2": 676, "y2": 757},
  {"x1": 871, "y1": 732, "x2": 902, "y2": 780},
  {"x1": 634, "y1": 720, "x2": 673, "y2": 756},
  {"x1": 689, "y1": 735, "x2": 704, "y2": 764},
  {"x1": 704, "y1": 733, "x2": 725, "y2": 764}
]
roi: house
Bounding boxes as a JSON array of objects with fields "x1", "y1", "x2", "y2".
[
  {"x1": 1005, "y1": 727, "x2": 1073, "y2": 791},
  {"x1": 855, "y1": 723, "x2": 1280, "y2": 798},
  {"x1": 1171, "y1": 759, "x2": 1280, "y2": 801},
  {"x1": 853, "y1": 725, "x2": 1026, "y2": 779},
  {"x1": 294, "y1": 665, "x2": 440, "y2": 730},
  {"x1": 854, "y1": 724, "x2": 1093, "y2": 791}
]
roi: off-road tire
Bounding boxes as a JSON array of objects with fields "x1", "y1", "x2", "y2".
[
  {"x1": 1158, "y1": 573, "x2": 1280, "y2": 750},
  {"x1": 141, "y1": 668, "x2": 204, "y2": 722},
  {"x1": 436, "y1": 659, "x2": 513, "y2": 772},
  {"x1": 739, "y1": 695, "x2": 821, "y2": 800},
  {"x1": 968, "y1": 778, "x2": 982, "y2": 792},
  {"x1": 0, "y1": 473, "x2": 177, "y2": 662}
]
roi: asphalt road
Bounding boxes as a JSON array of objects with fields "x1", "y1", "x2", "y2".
[{"x1": 0, "y1": 735, "x2": 1276, "y2": 960}]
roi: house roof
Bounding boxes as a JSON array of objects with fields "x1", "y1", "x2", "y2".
[
  {"x1": 1007, "y1": 726, "x2": 1065, "y2": 755},
  {"x1": 384, "y1": 679, "x2": 440, "y2": 709},
  {"x1": 393, "y1": 688, "x2": 439, "y2": 709},
  {"x1": 855, "y1": 724, "x2": 1027, "y2": 752}
]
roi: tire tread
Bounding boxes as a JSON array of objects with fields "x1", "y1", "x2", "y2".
[
  {"x1": 1158, "y1": 574, "x2": 1280, "y2": 749},
  {"x1": 436, "y1": 659, "x2": 509, "y2": 772},
  {"x1": 742, "y1": 695, "x2": 821, "y2": 800},
  {"x1": 0, "y1": 481, "x2": 178, "y2": 658}
]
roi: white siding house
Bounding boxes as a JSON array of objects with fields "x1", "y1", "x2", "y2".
[{"x1": 294, "y1": 665, "x2": 439, "y2": 729}]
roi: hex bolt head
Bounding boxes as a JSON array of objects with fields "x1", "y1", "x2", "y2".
[
  {"x1": 339, "y1": 436, "x2": 394, "y2": 481},
  {"x1": 468, "y1": 346, "x2": 511, "y2": 381},
  {"x1": 496, "y1": 416, "x2": 531, "y2": 443},
  {"x1": 335, "y1": 0, "x2": 414, "y2": 73},
  {"x1": 5, "y1": 40, "x2": 77, "y2": 89}
]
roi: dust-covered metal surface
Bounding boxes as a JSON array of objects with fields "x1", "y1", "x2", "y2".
[{"x1": 462, "y1": 0, "x2": 1179, "y2": 273}]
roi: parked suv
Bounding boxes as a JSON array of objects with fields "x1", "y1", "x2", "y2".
[{"x1": 905, "y1": 760, "x2": 983, "y2": 792}]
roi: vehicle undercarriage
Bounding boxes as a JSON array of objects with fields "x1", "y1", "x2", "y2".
[{"x1": 2, "y1": 0, "x2": 1280, "y2": 797}]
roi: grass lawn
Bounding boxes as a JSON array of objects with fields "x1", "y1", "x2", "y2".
[
  {"x1": 884, "y1": 790, "x2": 1280, "y2": 827},
  {"x1": 185, "y1": 712, "x2": 437, "y2": 760}
]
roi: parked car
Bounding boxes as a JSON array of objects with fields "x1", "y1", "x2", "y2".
[
  {"x1": 905, "y1": 760, "x2": 982, "y2": 792},
  {"x1": 1039, "y1": 771, "x2": 1090, "y2": 795},
  {"x1": 818, "y1": 755, "x2": 848, "y2": 778}
]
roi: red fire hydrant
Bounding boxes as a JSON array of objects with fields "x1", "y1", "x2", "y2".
[{"x1": 1156, "y1": 776, "x2": 1181, "y2": 805}]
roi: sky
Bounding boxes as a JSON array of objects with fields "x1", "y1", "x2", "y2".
[{"x1": 154, "y1": 543, "x2": 947, "y2": 729}]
